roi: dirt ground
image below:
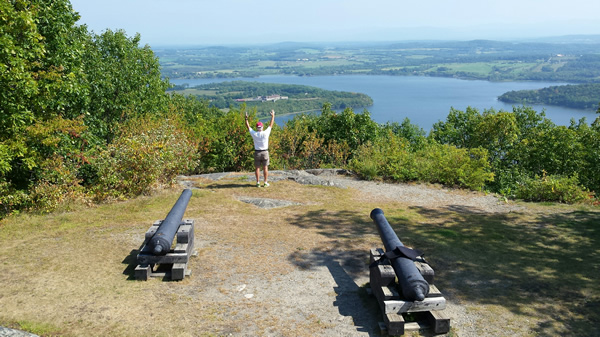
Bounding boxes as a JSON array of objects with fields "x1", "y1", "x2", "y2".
[
  {"x1": 176, "y1": 169, "x2": 532, "y2": 337},
  {"x1": 1, "y1": 169, "x2": 593, "y2": 337}
]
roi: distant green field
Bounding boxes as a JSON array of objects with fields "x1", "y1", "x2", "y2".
[
  {"x1": 156, "y1": 40, "x2": 600, "y2": 83},
  {"x1": 436, "y1": 62, "x2": 496, "y2": 75},
  {"x1": 427, "y1": 62, "x2": 540, "y2": 76},
  {"x1": 294, "y1": 59, "x2": 360, "y2": 68},
  {"x1": 174, "y1": 88, "x2": 218, "y2": 96},
  {"x1": 256, "y1": 60, "x2": 279, "y2": 67}
]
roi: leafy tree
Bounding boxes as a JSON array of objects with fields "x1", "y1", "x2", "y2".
[
  {"x1": 0, "y1": 0, "x2": 91, "y2": 215},
  {"x1": 0, "y1": 1, "x2": 181, "y2": 216},
  {"x1": 1, "y1": 0, "x2": 44, "y2": 144},
  {"x1": 567, "y1": 119, "x2": 600, "y2": 193},
  {"x1": 430, "y1": 107, "x2": 482, "y2": 148},
  {"x1": 314, "y1": 103, "x2": 379, "y2": 155},
  {"x1": 32, "y1": 0, "x2": 89, "y2": 120},
  {"x1": 431, "y1": 105, "x2": 597, "y2": 201},
  {"x1": 382, "y1": 118, "x2": 427, "y2": 150},
  {"x1": 82, "y1": 29, "x2": 170, "y2": 142},
  {"x1": 198, "y1": 107, "x2": 253, "y2": 172}
]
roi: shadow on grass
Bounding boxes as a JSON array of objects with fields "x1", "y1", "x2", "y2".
[
  {"x1": 286, "y1": 209, "x2": 373, "y2": 241},
  {"x1": 285, "y1": 206, "x2": 600, "y2": 336},
  {"x1": 202, "y1": 183, "x2": 254, "y2": 189},
  {"x1": 397, "y1": 205, "x2": 599, "y2": 337},
  {"x1": 288, "y1": 248, "x2": 381, "y2": 336},
  {"x1": 285, "y1": 209, "x2": 384, "y2": 336},
  {"x1": 122, "y1": 249, "x2": 141, "y2": 280},
  {"x1": 122, "y1": 245, "x2": 184, "y2": 282}
]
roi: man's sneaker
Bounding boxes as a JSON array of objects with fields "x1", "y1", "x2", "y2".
[
  {"x1": 263, "y1": 182, "x2": 270, "y2": 187},
  {"x1": 256, "y1": 182, "x2": 261, "y2": 187}
]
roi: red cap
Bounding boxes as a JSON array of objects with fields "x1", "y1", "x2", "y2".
[{"x1": 256, "y1": 121, "x2": 263, "y2": 128}]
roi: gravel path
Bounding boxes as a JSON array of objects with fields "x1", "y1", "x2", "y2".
[
  {"x1": 186, "y1": 169, "x2": 523, "y2": 214},
  {"x1": 292, "y1": 169, "x2": 523, "y2": 214}
]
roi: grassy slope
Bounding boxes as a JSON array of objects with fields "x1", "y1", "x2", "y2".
[{"x1": 0, "y1": 175, "x2": 598, "y2": 336}]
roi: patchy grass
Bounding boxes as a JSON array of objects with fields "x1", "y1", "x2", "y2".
[{"x1": 0, "y1": 175, "x2": 598, "y2": 336}]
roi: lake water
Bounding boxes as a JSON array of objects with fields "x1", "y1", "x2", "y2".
[{"x1": 170, "y1": 75, "x2": 598, "y2": 131}]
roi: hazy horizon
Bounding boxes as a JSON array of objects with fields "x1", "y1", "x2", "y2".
[{"x1": 70, "y1": 0, "x2": 600, "y2": 47}]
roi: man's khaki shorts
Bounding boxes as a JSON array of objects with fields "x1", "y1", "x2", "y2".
[{"x1": 254, "y1": 150, "x2": 269, "y2": 168}]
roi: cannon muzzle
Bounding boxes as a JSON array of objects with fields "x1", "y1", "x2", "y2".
[{"x1": 370, "y1": 208, "x2": 429, "y2": 301}]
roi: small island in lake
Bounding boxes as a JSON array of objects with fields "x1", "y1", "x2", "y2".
[{"x1": 498, "y1": 83, "x2": 600, "y2": 111}]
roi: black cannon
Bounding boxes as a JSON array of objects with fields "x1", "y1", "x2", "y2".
[
  {"x1": 148, "y1": 189, "x2": 193, "y2": 255},
  {"x1": 370, "y1": 208, "x2": 430, "y2": 301}
]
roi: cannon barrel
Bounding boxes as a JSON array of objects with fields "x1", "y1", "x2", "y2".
[
  {"x1": 370, "y1": 208, "x2": 429, "y2": 301},
  {"x1": 148, "y1": 189, "x2": 193, "y2": 255}
]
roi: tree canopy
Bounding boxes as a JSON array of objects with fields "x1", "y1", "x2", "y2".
[
  {"x1": 0, "y1": 0, "x2": 183, "y2": 215},
  {"x1": 499, "y1": 83, "x2": 600, "y2": 110}
]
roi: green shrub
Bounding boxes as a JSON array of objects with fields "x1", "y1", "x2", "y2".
[
  {"x1": 350, "y1": 134, "x2": 494, "y2": 190},
  {"x1": 273, "y1": 112, "x2": 351, "y2": 170},
  {"x1": 348, "y1": 142, "x2": 384, "y2": 180},
  {"x1": 90, "y1": 117, "x2": 198, "y2": 201},
  {"x1": 493, "y1": 167, "x2": 531, "y2": 199},
  {"x1": 515, "y1": 172, "x2": 593, "y2": 204},
  {"x1": 0, "y1": 181, "x2": 29, "y2": 217},
  {"x1": 349, "y1": 131, "x2": 411, "y2": 181},
  {"x1": 196, "y1": 109, "x2": 253, "y2": 173},
  {"x1": 0, "y1": 116, "x2": 93, "y2": 216},
  {"x1": 316, "y1": 105, "x2": 379, "y2": 154},
  {"x1": 27, "y1": 155, "x2": 84, "y2": 212},
  {"x1": 415, "y1": 144, "x2": 494, "y2": 190}
]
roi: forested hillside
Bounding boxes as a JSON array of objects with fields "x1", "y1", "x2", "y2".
[
  {"x1": 1, "y1": 0, "x2": 599, "y2": 219},
  {"x1": 498, "y1": 83, "x2": 600, "y2": 110},
  {"x1": 169, "y1": 81, "x2": 373, "y2": 117}
]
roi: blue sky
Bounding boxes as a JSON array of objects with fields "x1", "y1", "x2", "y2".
[{"x1": 70, "y1": 0, "x2": 600, "y2": 46}]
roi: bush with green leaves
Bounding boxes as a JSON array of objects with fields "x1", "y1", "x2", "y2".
[
  {"x1": 349, "y1": 130, "x2": 413, "y2": 181},
  {"x1": 311, "y1": 104, "x2": 379, "y2": 157},
  {"x1": 381, "y1": 118, "x2": 428, "y2": 150},
  {"x1": 0, "y1": 182, "x2": 29, "y2": 217},
  {"x1": 515, "y1": 172, "x2": 593, "y2": 204},
  {"x1": 0, "y1": 116, "x2": 93, "y2": 216},
  {"x1": 414, "y1": 143, "x2": 494, "y2": 190},
  {"x1": 194, "y1": 107, "x2": 254, "y2": 173},
  {"x1": 350, "y1": 131, "x2": 494, "y2": 190},
  {"x1": 272, "y1": 113, "x2": 350, "y2": 170},
  {"x1": 431, "y1": 105, "x2": 600, "y2": 199},
  {"x1": 90, "y1": 117, "x2": 198, "y2": 201}
]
